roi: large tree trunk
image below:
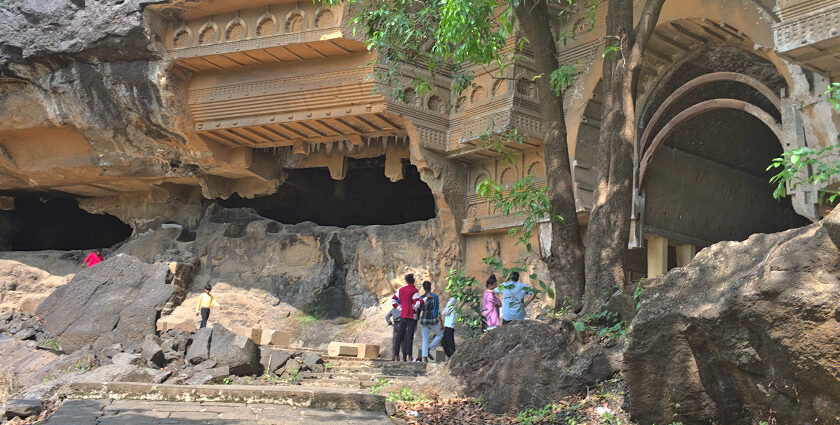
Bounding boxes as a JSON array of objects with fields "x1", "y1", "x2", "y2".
[
  {"x1": 583, "y1": 0, "x2": 665, "y2": 313},
  {"x1": 515, "y1": 0, "x2": 585, "y2": 309}
]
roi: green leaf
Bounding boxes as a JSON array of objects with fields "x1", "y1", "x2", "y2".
[{"x1": 573, "y1": 321, "x2": 585, "y2": 332}]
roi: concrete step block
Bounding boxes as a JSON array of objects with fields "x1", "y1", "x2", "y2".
[
  {"x1": 327, "y1": 342, "x2": 380, "y2": 359},
  {"x1": 261, "y1": 330, "x2": 291, "y2": 348}
]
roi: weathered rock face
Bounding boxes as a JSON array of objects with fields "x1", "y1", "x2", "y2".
[
  {"x1": 0, "y1": 1, "x2": 212, "y2": 230},
  {"x1": 448, "y1": 320, "x2": 622, "y2": 414},
  {"x1": 117, "y1": 206, "x2": 454, "y2": 328},
  {"x1": 625, "y1": 210, "x2": 840, "y2": 425},
  {"x1": 35, "y1": 254, "x2": 178, "y2": 352}
]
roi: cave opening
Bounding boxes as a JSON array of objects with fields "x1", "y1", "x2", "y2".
[
  {"x1": 0, "y1": 196, "x2": 133, "y2": 251},
  {"x1": 221, "y1": 157, "x2": 436, "y2": 227}
]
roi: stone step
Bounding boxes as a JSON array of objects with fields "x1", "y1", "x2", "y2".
[
  {"x1": 301, "y1": 371, "x2": 416, "y2": 383},
  {"x1": 323, "y1": 358, "x2": 428, "y2": 370},
  {"x1": 62, "y1": 382, "x2": 386, "y2": 412},
  {"x1": 298, "y1": 377, "x2": 363, "y2": 389},
  {"x1": 327, "y1": 365, "x2": 426, "y2": 377}
]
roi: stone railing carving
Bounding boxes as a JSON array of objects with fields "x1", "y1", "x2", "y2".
[
  {"x1": 163, "y1": 4, "x2": 347, "y2": 58},
  {"x1": 773, "y1": 1, "x2": 840, "y2": 52},
  {"x1": 189, "y1": 68, "x2": 383, "y2": 132}
]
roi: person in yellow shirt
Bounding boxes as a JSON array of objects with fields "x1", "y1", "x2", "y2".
[{"x1": 196, "y1": 284, "x2": 222, "y2": 328}]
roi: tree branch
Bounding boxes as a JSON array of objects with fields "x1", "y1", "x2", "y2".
[{"x1": 628, "y1": 0, "x2": 666, "y2": 68}]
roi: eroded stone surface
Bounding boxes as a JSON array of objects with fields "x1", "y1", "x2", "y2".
[
  {"x1": 625, "y1": 210, "x2": 840, "y2": 424},
  {"x1": 35, "y1": 254, "x2": 177, "y2": 353},
  {"x1": 448, "y1": 320, "x2": 621, "y2": 414}
]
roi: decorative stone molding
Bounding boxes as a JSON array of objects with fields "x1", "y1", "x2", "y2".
[{"x1": 773, "y1": 2, "x2": 840, "y2": 52}]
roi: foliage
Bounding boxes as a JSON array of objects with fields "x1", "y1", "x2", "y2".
[
  {"x1": 387, "y1": 387, "x2": 427, "y2": 403},
  {"x1": 222, "y1": 377, "x2": 233, "y2": 385},
  {"x1": 260, "y1": 371, "x2": 279, "y2": 384},
  {"x1": 284, "y1": 369, "x2": 301, "y2": 385},
  {"x1": 632, "y1": 278, "x2": 645, "y2": 310},
  {"x1": 515, "y1": 403, "x2": 556, "y2": 424},
  {"x1": 477, "y1": 175, "x2": 562, "y2": 253},
  {"x1": 539, "y1": 297, "x2": 575, "y2": 318},
  {"x1": 572, "y1": 310, "x2": 626, "y2": 342},
  {"x1": 369, "y1": 378, "x2": 391, "y2": 395},
  {"x1": 446, "y1": 268, "x2": 486, "y2": 337},
  {"x1": 514, "y1": 401, "x2": 586, "y2": 424},
  {"x1": 300, "y1": 301, "x2": 325, "y2": 321},
  {"x1": 324, "y1": 361, "x2": 332, "y2": 371},
  {"x1": 40, "y1": 338, "x2": 60, "y2": 351},
  {"x1": 768, "y1": 84, "x2": 840, "y2": 204},
  {"x1": 67, "y1": 357, "x2": 97, "y2": 373}
]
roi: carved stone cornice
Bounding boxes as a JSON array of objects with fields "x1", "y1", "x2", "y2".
[{"x1": 166, "y1": 28, "x2": 345, "y2": 60}]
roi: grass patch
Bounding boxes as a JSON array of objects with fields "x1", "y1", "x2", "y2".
[
  {"x1": 289, "y1": 301, "x2": 326, "y2": 339},
  {"x1": 386, "y1": 387, "x2": 427, "y2": 403},
  {"x1": 40, "y1": 338, "x2": 60, "y2": 351},
  {"x1": 369, "y1": 378, "x2": 391, "y2": 395}
]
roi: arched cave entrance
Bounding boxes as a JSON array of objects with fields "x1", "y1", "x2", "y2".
[
  {"x1": 221, "y1": 157, "x2": 436, "y2": 227},
  {"x1": 0, "y1": 196, "x2": 132, "y2": 251},
  {"x1": 639, "y1": 47, "x2": 809, "y2": 245}
]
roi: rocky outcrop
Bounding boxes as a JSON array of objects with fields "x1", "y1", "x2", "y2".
[
  {"x1": 35, "y1": 254, "x2": 179, "y2": 352},
  {"x1": 0, "y1": 1, "x2": 212, "y2": 230},
  {"x1": 625, "y1": 210, "x2": 840, "y2": 425},
  {"x1": 448, "y1": 320, "x2": 622, "y2": 414},
  {"x1": 117, "y1": 206, "x2": 453, "y2": 328}
]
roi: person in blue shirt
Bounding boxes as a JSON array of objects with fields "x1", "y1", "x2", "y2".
[
  {"x1": 494, "y1": 272, "x2": 535, "y2": 324},
  {"x1": 440, "y1": 296, "x2": 458, "y2": 359}
]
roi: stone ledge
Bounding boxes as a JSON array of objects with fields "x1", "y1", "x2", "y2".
[{"x1": 61, "y1": 382, "x2": 385, "y2": 412}]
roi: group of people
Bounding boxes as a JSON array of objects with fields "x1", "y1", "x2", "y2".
[
  {"x1": 481, "y1": 271, "x2": 534, "y2": 329},
  {"x1": 387, "y1": 271, "x2": 534, "y2": 362},
  {"x1": 387, "y1": 274, "x2": 456, "y2": 362}
]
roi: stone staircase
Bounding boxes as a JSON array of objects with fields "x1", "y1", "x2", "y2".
[{"x1": 298, "y1": 356, "x2": 428, "y2": 391}]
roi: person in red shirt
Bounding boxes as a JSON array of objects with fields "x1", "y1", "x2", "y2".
[
  {"x1": 391, "y1": 273, "x2": 424, "y2": 361},
  {"x1": 82, "y1": 249, "x2": 104, "y2": 268}
]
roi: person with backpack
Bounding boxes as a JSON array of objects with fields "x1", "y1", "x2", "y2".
[{"x1": 419, "y1": 280, "x2": 442, "y2": 362}]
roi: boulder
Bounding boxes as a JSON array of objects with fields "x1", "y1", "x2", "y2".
[
  {"x1": 102, "y1": 343, "x2": 123, "y2": 359},
  {"x1": 186, "y1": 366, "x2": 230, "y2": 385},
  {"x1": 14, "y1": 328, "x2": 35, "y2": 341},
  {"x1": 160, "y1": 331, "x2": 191, "y2": 354},
  {"x1": 110, "y1": 353, "x2": 144, "y2": 366},
  {"x1": 209, "y1": 324, "x2": 260, "y2": 376},
  {"x1": 625, "y1": 214, "x2": 840, "y2": 425},
  {"x1": 281, "y1": 360, "x2": 301, "y2": 377},
  {"x1": 140, "y1": 338, "x2": 165, "y2": 367},
  {"x1": 3, "y1": 399, "x2": 42, "y2": 419},
  {"x1": 74, "y1": 363, "x2": 166, "y2": 384},
  {"x1": 300, "y1": 352, "x2": 322, "y2": 371},
  {"x1": 259, "y1": 347, "x2": 291, "y2": 373},
  {"x1": 185, "y1": 328, "x2": 211, "y2": 365},
  {"x1": 35, "y1": 255, "x2": 178, "y2": 353},
  {"x1": 449, "y1": 320, "x2": 621, "y2": 414}
]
